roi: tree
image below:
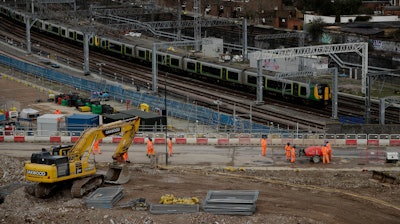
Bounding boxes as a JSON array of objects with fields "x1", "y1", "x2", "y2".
[
  {"x1": 305, "y1": 17, "x2": 326, "y2": 42},
  {"x1": 296, "y1": 0, "x2": 362, "y2": 16}
]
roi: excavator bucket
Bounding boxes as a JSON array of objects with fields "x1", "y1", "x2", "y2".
[{"x1": 104, "y1": 163, "x2": 130, "y2": 184}]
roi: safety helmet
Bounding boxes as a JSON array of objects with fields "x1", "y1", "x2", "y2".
[{"x1": 324, "y1": 144, "x2": 326, "y2": 146}]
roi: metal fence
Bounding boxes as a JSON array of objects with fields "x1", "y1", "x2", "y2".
[{"x1": 0, "y1": 54, "x2": 283, "y2": 134}]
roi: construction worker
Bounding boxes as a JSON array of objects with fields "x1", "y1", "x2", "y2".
[
  {"x1": 123, "y1": 152, "x2": 130, "y2": 163},
  {"x1": 290, "y1": 145, "x2": 296, "y2": 163},
  {"x1": 147, "y1": 138, "x2": 156, "y2": 168},
  {"x1": 54, "y1": 109, "x2": 61, "y2": 122},
  {"x1": 326, "y1": 140, "x2": 332, "y2": 161},
  {"x1": 92, "y1": 140, "x2": 101, "y2": 155},
  {"x1": 260, "y1": 135, "x2": 267, "y2": 156},
  {"x1": 321, "y1": 144, "x2": 330, "y2": 164},
  {"x1": 285, "y1": 142, "x2": 291, "y2": 161},
  {"x1": 168, "y1": 137, "x2": 173, "y2": 157}
]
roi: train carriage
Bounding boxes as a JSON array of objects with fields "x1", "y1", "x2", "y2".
[
  {"x1": 43, "y1": 21, "x2": 61, "y2": 36},
  {"x1": 0, "y1": 5, "x2": 331, "y2": 107}
]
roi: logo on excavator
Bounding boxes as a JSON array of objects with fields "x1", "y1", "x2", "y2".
[
  {"x1": 26, "y1": 170, "x2": 47, "y2": 176},
  {"x1": 103, "y1": 127, "x2": 121, "y2": 136}
]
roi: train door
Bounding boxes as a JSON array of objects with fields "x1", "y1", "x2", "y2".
[
  {"x1": 293, "y1": 83, "x2": 299, "y2": 97},
  {"x1": 221, "y1": 68, "x2": 227, "y2": 80},
  {"x1": 147, "y1": 50, "x2": 151, "y2": 62},
  {"x1": 196, "y1": 62, "x2": 201, "y2": 73}
]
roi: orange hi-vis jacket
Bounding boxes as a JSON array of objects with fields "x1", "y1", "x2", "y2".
[
  {"x1": 168, "y1": 139, "x2": 172, "y2": 152},
  {"x1": 147, "y1": 140, "x2": 154, "y2": 155},
  {"x1": 321, "y1": 145, "x2": 328, "y2": 156},
  {"x1": 261, "y1": 138, "x2": 267, "y2": 148}
]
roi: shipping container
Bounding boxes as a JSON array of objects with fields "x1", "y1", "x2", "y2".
[{"x1": 66, "y1": 114, "x2": 99, "y2": 132}]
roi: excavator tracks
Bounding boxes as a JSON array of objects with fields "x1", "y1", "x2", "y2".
[{"x1": 71, "y1": 174, "x2": 104, "y2": 198}]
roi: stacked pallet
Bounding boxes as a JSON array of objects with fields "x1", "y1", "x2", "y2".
[{"x1": 202, "y1": 190, "x2": 259, "y2": 215}]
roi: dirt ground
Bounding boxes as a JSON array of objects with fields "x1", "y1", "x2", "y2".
[{"x1": 1, "y1": 69, "x2": 400, "y2": 224}]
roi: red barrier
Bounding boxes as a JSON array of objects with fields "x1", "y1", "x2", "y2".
[
  {"x1": 367, "y1": 140, "x2": 379, "y2": 145},
  {"x1": 134, "y1": 137, "x2": 145, "y2": 144},
  {"x1": 389, "y1": 139, "x2": 400, "y2": 146},
  {"x1": 112, "y1": 137, "x2": 121, "y2": 143},
  {"x1": 196, "y1": 138, "x2": 208, "y2": 144},
  {"x1": 218, "y1": 138, "x2": 229, "y2": 145},
  {"x1": 345, "y1": 139, "x2": 357, "y2": 145},
  {"x1": 50, "y1": 136, "x2": 61, "y2": 143},
  {"x1": 0, "y1": 136, "x2": 3, "y2": 142},
  {"x1": 239, "y1": 137, "x2": 251, "y2": 144},
  {"x1": 71, "y1": 136, "x2": 79, "y2": 143},
  {"x1": 154, "y1": 138, "x2": 165, "y2": 144},
  {"x1": 14, "y1": 136, "x2": 25, "y2": 142},
  {"x1": 175, "y1": 138, "x2": 186, "y2": 144}
]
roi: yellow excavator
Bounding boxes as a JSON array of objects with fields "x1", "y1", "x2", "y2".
[{"x1": 24, "y1": 117, "x2": 140, "y2": 198}]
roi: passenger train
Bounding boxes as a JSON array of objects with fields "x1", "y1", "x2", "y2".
[{"x1": 0, "y1": 5, "x2": 331, "y2": 106}]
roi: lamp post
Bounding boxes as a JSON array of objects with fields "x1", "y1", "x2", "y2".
[
  {"x1": 213, "y1": 99, "x2": 222, "y2": 132},
  {"x1": 96, "y1": 62, "x2": 105, "y2": 82},
  {"x1": 164, "y1": 73, "x2": 168, "y2": 165}
]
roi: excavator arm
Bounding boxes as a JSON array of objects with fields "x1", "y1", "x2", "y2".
[
  {"x1": 111, "y1": 118, "x2": 141, "y2": 161},
  {"x1": 68, "y1": 117, "x2": 140, "y2": 163}
]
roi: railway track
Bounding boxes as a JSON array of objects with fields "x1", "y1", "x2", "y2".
[{"x1": 1, "y1": 17, "x2": 398, "y2": 133}]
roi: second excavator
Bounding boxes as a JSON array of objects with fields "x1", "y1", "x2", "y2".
[{"x1": 24, "y1": 117, "x2": 140, "y2": 198}]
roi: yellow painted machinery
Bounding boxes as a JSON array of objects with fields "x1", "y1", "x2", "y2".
[{"x1": 24, "y1": 117, "x2": 140, "y2": 198}]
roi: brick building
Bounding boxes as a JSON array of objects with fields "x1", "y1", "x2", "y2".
[{"x1": 159, "y1": 0, "x2": 303, "y2": 30}]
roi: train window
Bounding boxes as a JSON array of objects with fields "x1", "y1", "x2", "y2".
[
  {"x1": 247, "y1": 75, "x2": 257, "y2": 85},
  {"x1": 125, "y1": 46, "x2": 132, "y2": 55},
  {"x1": 68, "y1": 31, "x2": 74, "y2": 39},
  {"x1": 157, "y1": 55, "x2": 165, "y2": 63},
  {"x1": 76, "y1": 33, "x2": 83, "y2": 42},
  {"x1": 61, "y1": 29, "x2": 66, "y2": 36},
  {"x1": 267, "y1": 80, "x2": 282, "y2": 91},
  {"x1": 109, "y1": 42, "x2": 121, "y2": 52},
  {"x1": 171, "y1": 58, "x2": 180, "y2": 67},
  {"x1": 45, "y1": 24, "x2": 49, "y2": 30},
  {"x1": 187, "y1": 61, "x2": 196, "y2": 71},
  {"x1": 227, "y1": 71, "x2": 239, "y2": 81},
  {"x1": 201, "y1": 65, "x2": 220, "y2": 77},
  {"x1": 300, "y1": 86, "x2": 307, "y2": 96},
  {"x1": 138, "y1": 49, "x2": 145, "y2": 58},
  {"x1": 51, "y1": 26, "x2": 59, "y2": 34}
]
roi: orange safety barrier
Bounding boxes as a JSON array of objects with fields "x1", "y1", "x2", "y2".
[
  {"x1": 50, "y1": 136, "x2": 61, "y2": 143},
  {"x1": 175, "y1": 138, "x2": 187, "y2": 144},
  {"x1": 14, "y1": 136, "x2": 25, "y2": 142},
  {"x1": 154, "y1": 138, "x2": 165, "y2": 144},
  {"x1": 217, "y1": 138, "x2": 229, "y2": 145},
  {"x1": 133, "y1": 137, "x2": 145, "y2": 144},
  {"x1": 112, "y1": 137, "x2": 121, "y2": 143},
  {"x1": 389, "y1": 139, "x2": 400, "y2": 146},
  {"x1": 196, "y1": 138, "x2": 208, "y2": 144},
  {"x1": 345, "y1": 139, "x2": 357, "y2": 145},
  {"x1": 71, "y1": 136, "x2": 79, "y2": 143}
]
